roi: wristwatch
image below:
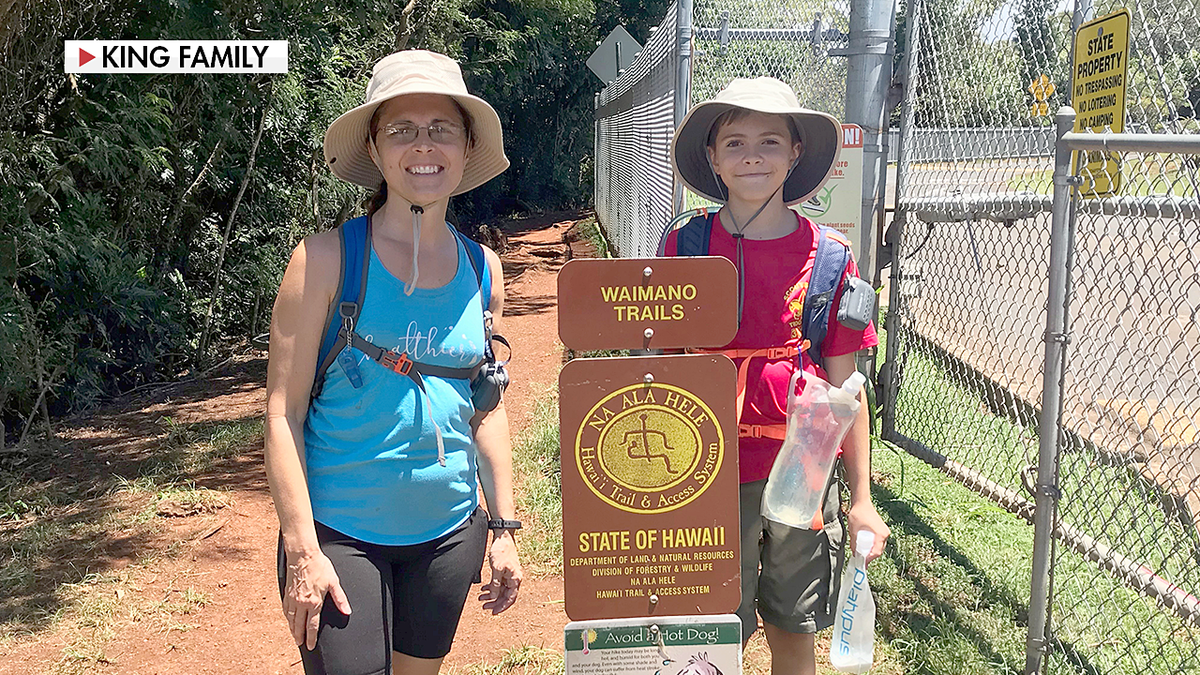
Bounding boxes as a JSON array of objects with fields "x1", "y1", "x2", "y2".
[{"x1": 487, "y1": 519, "x2": 522, "y2": 531}]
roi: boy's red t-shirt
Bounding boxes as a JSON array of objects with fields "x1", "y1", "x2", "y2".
[{"x1": 664, "y1": 211, "x2": 879, "y2": 483}]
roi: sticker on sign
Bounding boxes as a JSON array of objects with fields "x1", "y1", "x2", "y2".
[
  {"x1": 565, "y1": 614, "x2": 742, "y2": 675},
  {"x1": 64, "y1": 41, "x2": 288, "y2": 74}
]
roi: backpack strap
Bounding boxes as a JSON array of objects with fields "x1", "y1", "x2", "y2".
[
  {"x1": 451, "y1": 228, "x2": 500, "y2": 363},
  {"x1": 312, "y1": 215, "x2": 371, "y2": 400},
  {"x1": 801, "y1": 226, "x2": 852, "y2": 371},
  {"x1": 674, "y1": 211, "x2": 715, "y2": 257},
  {"x1": 452, "y1": 228, "x2": 490, "y2": 306}
]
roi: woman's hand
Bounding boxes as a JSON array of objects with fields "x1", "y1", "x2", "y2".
[
  {"x1": 478, "y1": 530, "x2": 522, "y2": 614},
  {"x1": 282, "y1": 550, "x2": 352, "y2": 650}
]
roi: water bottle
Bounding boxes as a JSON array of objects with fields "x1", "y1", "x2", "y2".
[
  {"x1": 830, "y1": 530, "x2": 876, "y2": 673},
  {"x1": 761, "y1": 369, "x2": 865, "y2": 529}
]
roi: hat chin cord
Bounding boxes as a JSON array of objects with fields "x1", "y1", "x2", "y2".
[{"x1": 405, "y1": 204, "x2": 424, "y2": 296}]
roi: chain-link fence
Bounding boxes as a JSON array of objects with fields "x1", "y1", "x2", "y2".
[
  {"x1": 593, "y1": 1, "x2": 680, "y2": 258},
  {"x1": 687, "y1": 0, "x2": 850, "y2": 212},
  {"x1": 883, "y1": 0, "x2": 1200, "y2": 672},
  {"x1": 593, "y1": 0, "x2": 852, "y2": 251},
  {"x1": 691, "y1": 0, "x2": 849, "y2": 120}
]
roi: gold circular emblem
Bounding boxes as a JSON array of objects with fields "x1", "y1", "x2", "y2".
[{"x1": 575, "y1": 383, "x2": 723, "y2": 514}]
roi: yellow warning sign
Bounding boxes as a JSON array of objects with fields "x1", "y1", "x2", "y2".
[
  {"x1": 1029, "y1": 74, "x2": 1055, "y2": 101},
  {"x1": 1029, "y1": 74, "x2": 1054, "y2": 118},
  {"x1": 1071, "y1": 9, "x2": 1130, "y2": 198}
]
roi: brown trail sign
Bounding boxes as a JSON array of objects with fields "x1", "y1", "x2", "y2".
[
  {"x1": 557, "y1": 257, "x2": 738, "y2": 351},
  {"x1": 558, "y1": 256, "x2": 742, "y2": 622},
  {"x1": 559, "y1": 355, "x2": 741, "y2": 620}
]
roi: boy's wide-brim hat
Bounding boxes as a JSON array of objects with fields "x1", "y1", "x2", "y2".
[
  {"x1": 323, "y1": 50, "x2": 508, "y2": 195},
  {"x1": 671, "y1": 77, "x2": 842, "y2": 206}
]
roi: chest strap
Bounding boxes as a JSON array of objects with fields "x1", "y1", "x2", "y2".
[
  {"x1": 693, "y1": 343, "x2": 808, "y2": 440},
  {"x1": 343, "y1": 328, "x2": 483, "y2": 382},
  {"x1": 340, "y1": 321, "x2": 484, "y2": 467}
]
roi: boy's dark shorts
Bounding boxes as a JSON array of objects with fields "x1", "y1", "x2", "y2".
[{"x1": 738, "y1": 475, "x2": 845, "y2": 639}]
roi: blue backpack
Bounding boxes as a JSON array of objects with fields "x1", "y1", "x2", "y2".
[{"x1": 310, "y1": 215, "x2": 501, "y2": 403}]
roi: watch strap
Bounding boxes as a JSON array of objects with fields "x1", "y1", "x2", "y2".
[{"x1": 487, "y1": 519, "x2": 522, "y2": 531}]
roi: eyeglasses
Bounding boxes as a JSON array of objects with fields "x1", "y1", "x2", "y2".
[{"x1": 376, "y1": 122, "x2": 465, "y2": 146}]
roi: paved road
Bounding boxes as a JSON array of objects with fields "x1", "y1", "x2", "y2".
[{"x1": 891, "y1": 160, "x2": 1200, "y2": 512}]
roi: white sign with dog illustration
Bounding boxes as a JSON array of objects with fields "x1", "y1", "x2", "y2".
[{"x1": 565, "y1": 614, "x2": 741, "y2": 675}]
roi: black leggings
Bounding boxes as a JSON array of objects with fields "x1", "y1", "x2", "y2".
[{"x1": 276, "y1": 509, "x2": 488, "y2": 675}]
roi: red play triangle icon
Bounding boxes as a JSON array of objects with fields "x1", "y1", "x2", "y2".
[{"x1": 79, "y1": 48, "x2": 95, "y2": 66}]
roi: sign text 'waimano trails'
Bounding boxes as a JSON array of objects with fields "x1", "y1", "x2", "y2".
[{"x1": 557, "y1": 257, "x2": 738, "y2": 351}]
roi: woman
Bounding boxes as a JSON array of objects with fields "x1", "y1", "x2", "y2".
[{"x1": 264, "y1": 50, "x2": 522, "y2": 675}]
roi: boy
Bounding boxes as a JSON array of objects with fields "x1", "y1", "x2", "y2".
[{"x1": 663, "y1": 77, "x2": 890, "y2": 675}]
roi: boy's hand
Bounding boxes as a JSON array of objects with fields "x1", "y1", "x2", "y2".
[{"x1": 847, "y1": 501, "x2": 890, "y2": 564}]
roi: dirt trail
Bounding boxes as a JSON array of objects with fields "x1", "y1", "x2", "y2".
[{"x1": 0, "y1": 212, "x2": 584, "y2": 674}]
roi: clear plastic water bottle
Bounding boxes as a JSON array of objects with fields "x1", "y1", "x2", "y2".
[
  {"x1": 830, "y1": 530, "x2": 876, "y2": 673},
  {"x1": 761, "y1": 370, "x2": 865, "y2": 529}
]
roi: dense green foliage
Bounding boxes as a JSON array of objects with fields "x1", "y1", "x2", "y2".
[{"x1": 0, "y1": 0, "x2": 668, "y2": 440}]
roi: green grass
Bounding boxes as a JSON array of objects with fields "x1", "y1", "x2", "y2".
[
  {"x1": 511, "y1": 388, "x2": 564, "y2": 576},
  {"x1": 880, "y1": 310, "x2": 1200, "y2": 674},
  {"x1": 132, "y1": 416, "x2": 263, "y2": 483},
  {"x1": 869, "y1": 445, "x2": 1034, "y2": 674},
  {"x1": 447, "y1": 646, "x2": 564, "y2": 675},
  {"x1": 573, "y1": 215, "x2": 612, "y2": 259}
]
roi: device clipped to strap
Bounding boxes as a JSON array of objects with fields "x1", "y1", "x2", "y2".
[{"x1": 471, "y1": 310, "x2": 511, "y2": 412}]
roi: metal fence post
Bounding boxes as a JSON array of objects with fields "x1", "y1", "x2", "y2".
[
  {"x1": 1024, "y1": 105, "x2": 1077, "y2": 675},
  {"x1": 673, "y1": 0, "x2": 693, "y2": 215},
  {"x1": 595, "y1": 91, "x2": 601, "y2": 224},
  {"x1": 845, "y1": 0, "x2": 895, "y2": 390},
  {"x1": 881, "y1": 0, "x2": 920, "y2": 439},
  {"x1": 844, "y1": 0, "x2": 892, "y2": 286}
]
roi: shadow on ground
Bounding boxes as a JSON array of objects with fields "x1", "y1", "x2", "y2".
[{"x1": 0, "y1": 357, "x2": 269, "y2": 636}]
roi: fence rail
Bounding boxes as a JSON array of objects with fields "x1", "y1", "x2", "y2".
[{"x1": 885, "y1": 127, "x2": 1057, "y2": 162}]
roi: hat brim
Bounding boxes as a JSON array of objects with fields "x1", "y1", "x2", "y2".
[
  {"x1": 323, "y1": 90, "x2": 509, "y2": 195},
  {"x1": 671, "y1": 101, "x2": 842, "y2": 206}
]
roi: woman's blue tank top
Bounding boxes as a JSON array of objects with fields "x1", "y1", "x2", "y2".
[{"x1": 304, "y1": 231, "x2": 485, "y2": 546}]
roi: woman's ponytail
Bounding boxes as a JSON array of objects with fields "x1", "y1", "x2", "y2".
[{"x1": 367, "y1": 181, "x2": 388, "y2": 217}]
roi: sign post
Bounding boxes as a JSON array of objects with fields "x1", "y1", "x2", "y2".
[
  {"x1": 557, "y1": 256, "x2": 742, "y2": 632},
  {"x1": 1070, "y1": 9, "x2": 1130, "y2": 198}
]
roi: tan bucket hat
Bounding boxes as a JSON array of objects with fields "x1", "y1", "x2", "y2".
[
  {"x1": 671, "y1": 77, "x2": 842, "y2": 206},
  {"x1": 323, "y1": 50, "x2": 509, "y2": 195}
]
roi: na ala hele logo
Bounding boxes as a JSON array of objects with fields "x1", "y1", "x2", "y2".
[{"x1": 574, "y1": 383, "x2": 723, "y2": 514}]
